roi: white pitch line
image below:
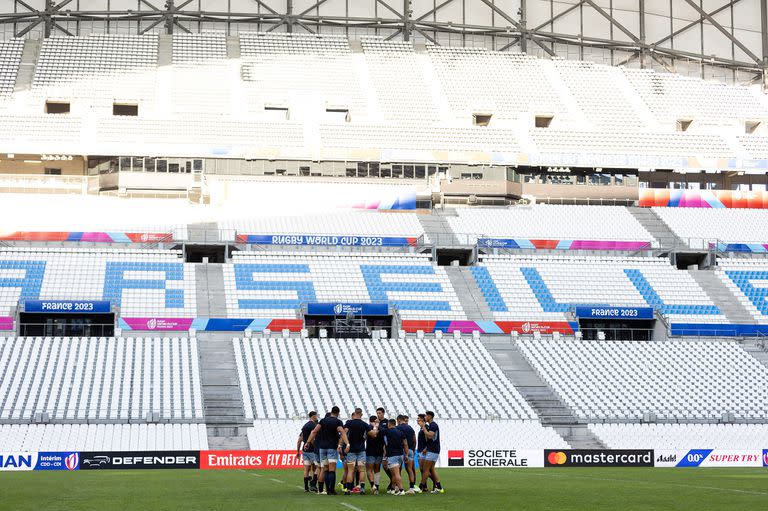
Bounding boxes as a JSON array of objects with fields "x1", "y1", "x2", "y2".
[
  {"x1": 238, "y1": 469, "x2": 262, "y2": 477},
  {"x1": 340, "y1": 503, "x2": 366, "y2": 511},
  {"x1": 269, "y1": 478, "x2": 285, "y2": 484},
  {"x1": 514, "y1": 471, "x2": 768, "y2": 497}
]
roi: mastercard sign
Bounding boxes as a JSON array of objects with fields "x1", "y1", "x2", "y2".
[
  {"x1": 547, "y1": 451, "x2": 568, "y2": 465},
  {"x1": 544, "y1": 449, "x2": 654, "y2": 467}
]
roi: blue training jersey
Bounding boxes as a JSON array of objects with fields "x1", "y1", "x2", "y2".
[
  {"x1": 396, "y1": 423, "x2": 416, "y2": 451},
  {"x1": 383, "y1": 427, "x2": 406, "y2": 457},
  {"x1": 425, "y1": 421, "x2": 440, "y2": 453}
]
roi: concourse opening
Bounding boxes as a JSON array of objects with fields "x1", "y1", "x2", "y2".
[
  {"x1": 19, "y1": 300, "x2": 114, "y2": 337},
  {"x1": 575, "y1": 306, "x2": 655, "y2": 341},
  {"x1": 303, "y1": 303, "x2": 393, "y2": 338},
  {"x1": 185, "y1": 244, "x2": 226, "y2": 263}
]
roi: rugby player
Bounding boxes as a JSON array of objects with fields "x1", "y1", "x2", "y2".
[
  {"x1": 343, "y1": 408, "x2": 374, "y2": 494},
  {"x1": 305, "y1": 406, "x2": 349, "y2": 495},
  {"x1": 396, "y1": 414, "x2": 418, "y2": 493},
  {"x1": 296, "y1": 410, "x2": 319, "y2": 492},
  {"x1": 375, "y1": 407, "x2": 393, "y2": 491},
  {"x1": 383, "y1": 418, "x2": 408, "y2": 496},
  {"x1": 420, "y1": 410, "x2": 444, "y2": 493},
  {"x1": 365, "y1": 415, "x2": 384, "y2": 494},
  {"x1": 416, "y1": 414, "x2": 429, "y2": 493}
]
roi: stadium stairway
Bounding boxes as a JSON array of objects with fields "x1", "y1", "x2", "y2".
[
  {"x1": 742, "y1": 339, "x2": 768, "y2": 369},
  {"x1": 481, "y1": 336, "x2": 604, "y2": 449},
  {"x1": 418, "y1": 210, "x2": 460, "y2": 246},
  {"x1": 158, "y1": 34, "x2": 172, "y2": 66},
  {"x1": 198, "y1": 332, "x2": 251, "y2": 449},
  {"x1": 688, "y1": 268, "x2": 755, "y2": 324},
  {"x1": 14, "y1": 39, "x2": 38, "y2": 92},
  {"x1": 195, "y1": 263, "x2": 228, "y2": 317},
  {"x1": 444, "y1": 266, "x2": 493, "y2": 321},
  {"x1": 627, "y1": 207, "x2": 685, "y2": 251}
]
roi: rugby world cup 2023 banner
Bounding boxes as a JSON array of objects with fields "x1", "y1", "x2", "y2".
[{"x1": 0, "y1": 452, "x2": 80, "y2": 471}]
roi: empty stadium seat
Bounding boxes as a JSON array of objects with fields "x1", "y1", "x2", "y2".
[{"x1": 233, "y1": 336, "x2": 535, "y2": 420}]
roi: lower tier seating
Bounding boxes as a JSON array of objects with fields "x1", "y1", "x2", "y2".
[
  {"x1": 0, "y1": 337, "x2": 204, "y2": 420},
  {"x1": 590, "y1": 423, "x2": 768, "y2": 450},
  {"x1": 0, "y1": 423, "x2": 209, "y2": 451},
  {"x1": 233, "y1": 337, "x2": 535, "y2": 420},
  {"x1": 519, "y1": 338, "x2": 768, "y2": 421}
]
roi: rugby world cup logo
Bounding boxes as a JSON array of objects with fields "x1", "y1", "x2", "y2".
[
  {"x1": 147, "y1": 318, "x2": 157, "y2": 330},
  {"x1": 334, "y1": 303, "x2": 343, "y2": 315},
  {"x1": 763, "y1": 449, "x2": 768, "y2": 467},
  {"x1": 522, "y1": 322, "x2": 531, "y2": 333},
  {"x1": 65, "y1": 453, "x2": 79, "y2": 470}
]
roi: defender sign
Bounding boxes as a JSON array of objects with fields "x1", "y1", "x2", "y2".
[{"x1": 79, "y1": 451, "x2": 200, "y2": 470}]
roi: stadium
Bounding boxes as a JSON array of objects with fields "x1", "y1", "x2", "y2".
[{"x1": 0, "y1": 0, "x2": 767, "y2": 509}]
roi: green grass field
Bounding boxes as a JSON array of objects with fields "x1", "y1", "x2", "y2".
[{"x1": 1, "y1": 468, "x2": 766, "y2": 510}]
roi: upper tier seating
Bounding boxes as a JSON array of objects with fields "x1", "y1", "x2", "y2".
[
  {"x1": 427, "y1": 45, "x2": 569, "y2": 121},
  {"x1": 590, "y1": 423, "x2": 768, "y2": 449},
  {"x1": 531, "y1": 129, "x2": 733, "y2": 158},
  {"x1": 0, "y1": 248, "x2": 196, "y2": 317},
  {"x1": 472, "y1": 255, "x2": 725, "y2": 324},
  {"x1": 247, "y1": 419, "x2": 567, "y2": 451},
  {"x1": 447, "y1": 205, "x2": 655, "y2": 245},
  {"x1": 624, "y1": 67, "x2": 768, "y2": 127},
  {"x1": 361, "y1": 37, "x2": 439, "y2": 122},
  {"x1": 0, "y1": 423, "x2": 209, "y2": 450},
  {"x1": 737, "y1": 135, "x2": 768, "y2": 159},
  {"x1": 717, "y1": 258, "x2": 768, "y2": 324},
  {"x1": 225, "y1": 252, "x2": 465, "y2": 320},
  {"x1": 32, "y1": 35, "x2": 158, "y2": 112},
  {"x1": 0, "y1": 39, "x2": 23, "y2": 98},
  {"x1": 653, "y1": 207, "x2": 768, "y2": 247},
  {"x1": 519, "y1": 338, "x2": 768, "y2": 420},
  {"x1": 240, "y1": 33, "x2": 367, "y2": 119},
  {"x1": 0, "y1": 336, "x2": 203, "y2": 421},
  {"x1": 172, "y1": 31, "x2": 227, "y2": 63},
  {"x1": 219, "y1": 211, "x2": 426, "y2": 241},
  {"x1": 318, "y1": 124, "x2": 519, "y2": 152},
  {"x1": 233, "y1": 337, "x2": 535, "y2": 420},
  {"x1": 554, "y1": 60, "x2": 646, "y2": 130}
]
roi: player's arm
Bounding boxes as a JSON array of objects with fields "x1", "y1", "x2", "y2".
[
  {"x1": 402, "y1": 438, "x2": 409, "y2": 456},
  {"x1": 305, "y1": 423, "x2": 321, "y2": 446},
  {"x1": 337, "y1": 426, "x2": 350, "y2": 453},
  {"x1": 422, "y1": 423, "x2": 436, "y2": 440},
  {"x1": 296, "y1": 433, "x2": 303, "y2": 457}
]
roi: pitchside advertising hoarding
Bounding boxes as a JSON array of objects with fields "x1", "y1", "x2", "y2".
[
  {"x1": 655, "y1": 450, "x2": 766, "y2": 468},
  {"x1": 3, "y1": 449, "x2": 767, "y2": 471},
  {"x1": 0, "y1": 452, "x2": 79, "y2": 471}
]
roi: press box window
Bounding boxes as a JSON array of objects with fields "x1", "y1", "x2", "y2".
[
  {"x1": 535, "y1": 115, "x2": 553, "y2": 128},
  {"x1": 113, "y1": 103, "x2": 138, "y2": 116},
  {"x1": 45, "y1": 101, "x2": 70, "y2": 114}
]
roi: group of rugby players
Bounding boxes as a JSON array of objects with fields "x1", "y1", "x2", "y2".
[{"x1": 297, "y1": 406, "x2": 444, "y2": 496}]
